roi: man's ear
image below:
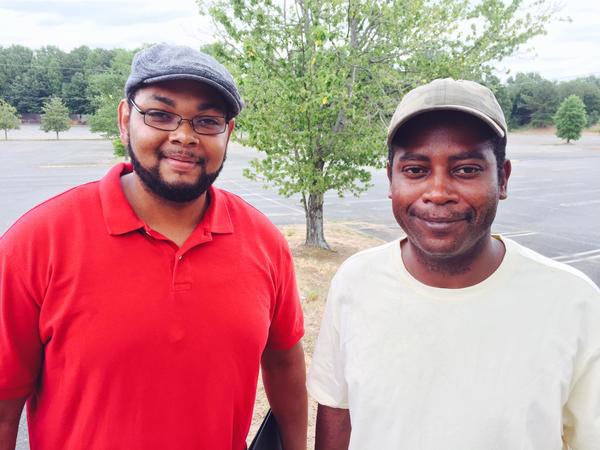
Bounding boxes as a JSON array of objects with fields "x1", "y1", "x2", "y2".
[
  {"x1": 387, "y1": 161, "x2": 393, "y2": 199},
  {"x1": 499, "y1": 159, "x2": 511, "y2": 200},
  {"x1": 117, "y1": 98, "x2": 131, "y2": 146},
  {"x1": 225, "y1": 119, "x2": 235, "y2": 144}
]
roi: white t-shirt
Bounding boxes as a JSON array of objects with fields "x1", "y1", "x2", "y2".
[{"x1": 308, "y1": 237, "x2": 600, "y2": 450}]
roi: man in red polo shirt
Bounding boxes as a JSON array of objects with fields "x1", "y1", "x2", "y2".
[{"x1": 0, "y1": 43, "x2": 307, "y2": 450}]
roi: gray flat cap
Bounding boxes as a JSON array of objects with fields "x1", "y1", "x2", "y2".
[
  {"x1": 387, "y1": 78, "x2": 506, "y2": 149},
  {"x1": 125, "y1": 43, "x2": 243, "y2": 118}
]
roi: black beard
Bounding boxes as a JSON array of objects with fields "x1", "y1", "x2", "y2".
[{"x1": 128, "y1": 143, "x2": 225, "y2": 203}]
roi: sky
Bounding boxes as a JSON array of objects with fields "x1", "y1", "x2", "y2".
[{"x1": 0, "y1": 0, "x2": 598, "y2": 82}]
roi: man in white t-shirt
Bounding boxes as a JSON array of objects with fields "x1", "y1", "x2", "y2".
[{"x1": 307, "y1": 78, "x2": 600, "y2": 450}]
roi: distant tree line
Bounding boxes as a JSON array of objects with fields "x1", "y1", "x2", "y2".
[
  {"x1": 495, "y1": 72, "x2": 600, "y2": 129},
  {"x1": 0, "y1": 44, "x2": 598, "y2": 137},
  {"x1": 0, "y1": 45, "x2": 137, "y2": 148},
  {"x1": 0, "y1": 45, "x2": 131, "y2": 115}
]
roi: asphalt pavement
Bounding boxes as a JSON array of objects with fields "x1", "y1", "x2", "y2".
[{"x1": 2, "y1": 126, "x2": 600, "y2": 448}]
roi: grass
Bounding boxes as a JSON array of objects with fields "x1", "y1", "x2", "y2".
[{"x1": 247, "y1": 222, "x2": 386, "y2": 448}]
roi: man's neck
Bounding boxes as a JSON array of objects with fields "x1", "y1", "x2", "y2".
[
  {"x1": 120, "y1": 173, "x2": 209, "y2": 247},
  {"x1": 401, "y1": 236, "x2": 505, "y2": 289}
]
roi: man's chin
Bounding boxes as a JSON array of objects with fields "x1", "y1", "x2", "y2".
[
  {"x1": 128, "y1": 143, "x2": 223, "y2": 203},
  {"x1": 154, "y1": 177, "x2": 215, "y2": 203},
  {"x1": 408, "y1": 237, "x2": 467, "y2": 261}
]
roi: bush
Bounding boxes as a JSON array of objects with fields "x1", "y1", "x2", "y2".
[
  {"x1": 0, "y1": 99, "x2": 20, "y2": 139},
  {"x1": 41, "y1": 96, "x2": 71, "y2": 139},
  {"x1": 112, "y1": 138, "x2": 126, "y2": 158},
  {"x1": 554, "y1": 95, "x2": 587, "y2": 143}
]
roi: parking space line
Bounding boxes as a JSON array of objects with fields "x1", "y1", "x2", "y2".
[
  {"x1": 263, "y1": 212, "x2": 305, "y2": 217},
  {"x1": 502, "y1": 231, "x2": 538, "y2": 238},
  {"x1": 560, "y1": 253, "x2": 600, "y2": 264},
  {"x1": 227, "y1": 180, "x2": 305, "y2": 214},
  {"x1": 560, "y1": 199, "x2": 600, "y2": 207},
  {"x1": 554, "y1": 249, "x2": 600, "y2": 263}
]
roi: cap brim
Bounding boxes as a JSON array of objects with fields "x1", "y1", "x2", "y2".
[{"x1": 387, "y1": 105, "x2": 505, "y2": 149}]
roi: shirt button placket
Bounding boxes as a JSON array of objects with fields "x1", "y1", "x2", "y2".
[{"x1": 173, "y1": 253, "x2": 191, "y2": 291}]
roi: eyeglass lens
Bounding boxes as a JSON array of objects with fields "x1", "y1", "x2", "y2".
[{"x1": 144, "y1": 110, "x2": 226, "y2": 134}]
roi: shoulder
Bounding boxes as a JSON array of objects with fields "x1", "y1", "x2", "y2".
[
  {"x1": 1, "y1": 181, "x2": 100, "y2": 246},
  {"x1": 0, "y1": 181, "x2": 101, "y2": 281},
  {"x1": 503, "y1": 238, "x2": 600, "y2": 337},
  {"x1": 214, "y1": 187, "x2": 286, "y2": 242},
  {"x1": 504, "y1": 237, "x2": 599, "y2": 296},
  {"x1": 331, "y1": 240, "x2": 398, "y2": 288},
  {"x1": 338, "y1": 240, "x2": 398, "y2": 272}
]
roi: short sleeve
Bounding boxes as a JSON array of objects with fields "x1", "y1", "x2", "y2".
[
  {"x1": 0, "y1": 232, "x2": 43, "y2": 400},
  {"x1": 563, "y1": 351, "x2": 600, "y2": 448},
  {"x1": 265, "y1": 238, "x2": 304, "y2": 351},
  {"x1": 563, "y1": 284, "x2": 600, "y2": 449},
  {"x1": 307, "y1": 274, "x2": 349, "y2": 408}
]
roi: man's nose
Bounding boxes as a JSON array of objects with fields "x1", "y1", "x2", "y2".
[
  {"x1": 422, "y1": 172, "x2": 458, "y2": 204},
  {"x1": 169, "y1": 119, "x2": 199, "y2": 146}
]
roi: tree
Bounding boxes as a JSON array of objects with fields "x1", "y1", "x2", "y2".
[
  {"x1": 482, "y1": 74, "x2": 513, "y2": 123},
  {"x1": 63, "y1": 72, "x2": 93, "y2": 115},
  {"x1": 41, "y1": 96, "x2": 71, "y2": 139},
  {"x1": 0, "y1": 99, "x2": 20, "y2": 140},
  {"x1": 557, "y1": 77, "x2": 600, "y2": 127},
  {"x1": 522, "y1": 78, "x2": 559, "y2": 128},
  {"x1": 201, "y1": 0, "x2": 553, "y2": 248},
  {"x1": 0, "y1": 45, "x2": 34, "y2": 105},
  {"x1": 35, "y1": 46, "x2": 66, "y2": 98},
  {"x1": 88, "y1": 48, "x2": 137, "y2": 157},
  {"x1": 554, "y1": 95, "x2": 587, "y2": 143},
  {"x1": 506, "y1": 72, "x2": 559, "y2": 128},
  {"x1": 0, "y1": 45, "x2": 117, "y2": 115}
]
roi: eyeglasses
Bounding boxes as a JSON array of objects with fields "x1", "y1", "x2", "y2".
[{"x1": 128, "y1": 98, "x2": 228, "y2": 135}]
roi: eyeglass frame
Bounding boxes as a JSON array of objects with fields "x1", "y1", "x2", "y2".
[{"x1": 127, "y1": 97, "x2": 229, "y2": 135}]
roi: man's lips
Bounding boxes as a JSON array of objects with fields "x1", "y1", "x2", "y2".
[
  {"x1": 168, "y1": 155, "x2": 196, "y2": 163},
  {"x1": 159, "y1": 151, "x2": 206, "y2": 171},
  {"x1": 418, "y1": 216, "x2": 464, "y2": 223},
  {"x1": 409, "y1": 211, "x2": 472, "y2": 228}
]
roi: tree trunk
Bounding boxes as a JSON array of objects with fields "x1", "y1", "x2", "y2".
[
  {"x1": 4, "y1": 129, "x2": 6, "y2": 140},
  {"x1": 56, "y1": 131, "x2": 59, "y2": 140},
  {"x1": 304, "y1": 191, "x2": 330, "y2": 250}
]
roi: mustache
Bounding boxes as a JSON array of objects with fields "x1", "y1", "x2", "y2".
[{"x1": 158, "y1": 149, "x2": 206, "y2": 165}]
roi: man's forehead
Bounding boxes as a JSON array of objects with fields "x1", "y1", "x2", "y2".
[
  {"x1": 135, "y1": 81, "x2": 228, "y2": 110},
  {"x1": 394, "y1": 146, "x2": 493, "y2": 161}
]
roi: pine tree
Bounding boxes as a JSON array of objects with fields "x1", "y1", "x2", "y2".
[
  {"x1": 0, "y1": 99, "x2": 20, "y2": 140},
  {"x1": 554, "y1": 95, "x2": 587, "y2": 143},
  {"x1": 41, "y1": 96, "x2": 71, "y2": 140}
]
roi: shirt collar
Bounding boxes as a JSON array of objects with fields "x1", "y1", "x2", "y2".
[
  {"x1": 100, "y1": 163, "x2": 144, "y2": 235},
  {"x1": 99, "y1": 163, "x2": 234, "y2": 236},
  {"x1": 199, "y1": 186, "x2": 234, "y2": 235}
]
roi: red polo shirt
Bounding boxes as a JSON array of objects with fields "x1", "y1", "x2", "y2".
[{"x1": 0, "y1": 163, "x2": 304, "y2": 450}]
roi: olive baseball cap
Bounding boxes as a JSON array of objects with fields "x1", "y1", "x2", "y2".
[
  {"x1": 387, "y1": 78, "x2": 506, "y2": 149},
  {"x1": 124, "y1": 43, "x2": 243, "y2": 118}
]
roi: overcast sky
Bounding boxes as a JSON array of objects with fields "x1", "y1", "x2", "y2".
[{"x1": 0, "y1": 0, "x2": 598, "y2": 81}]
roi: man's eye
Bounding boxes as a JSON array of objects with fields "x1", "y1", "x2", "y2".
[
  {"x1": 194, "y1": 117, "x2": 224, "y2": 128},
  {"x1": 402, "y1": 166, "x2": 427, "y2": 176},
  {"x1": 454, "y1": 166, "x2": 482, "y2": 176},
  {"x1": 146, "y1": 110, "x2": 175, "y2": 122}
]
